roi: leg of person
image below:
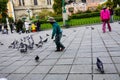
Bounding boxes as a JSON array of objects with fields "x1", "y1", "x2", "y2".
[
  {"x1": 58, "y1": 33, "x2": 65, "y2": 51},
  {"x1": 10, "y1": 27, "x2": 13, "y2": 33},
  {"x1": 55, "y1": 35, "x2": 61, "y2": 51},
  {"x1": 110, "y1": 15, "x2": 113, "y2": 23},
  {"x1": 107, "y1": 21, "x2": 111, "y2": 32},
  {"x1": 110, "y1": 16, "x2": 112, "y2": 23},
  {"x1": 102, "y1": 21, "x2": 106, "y2": 33},
  {"x1": 0, "y1": 25, "x2": 2, "y2": 32}
]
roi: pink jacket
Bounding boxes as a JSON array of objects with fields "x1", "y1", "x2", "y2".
[{"x1": 100, "y1": 9, "x2": 110, "y2": 20}]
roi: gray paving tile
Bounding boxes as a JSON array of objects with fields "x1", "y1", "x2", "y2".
[
  {"x1": 110, "y1": 51, "x2": 120, "y2": 57},
  {"x1": 0, "y1": 65, "x2": 20, "y2": 73},
  {"x1": 10, "y1": 60, "x2": 28, "y2": 66},
  {"x1": 39, "y1": 59, "x2": 57, "y2": 66},
  {"x1": 13, "y1": 66, "x2": 35, "y2": 73},
  {"x1": 93, "y1": 52, "x2": 109, "y2": 57},
  {"x1": 23, "y1": 74, "x2": 45, "y2": 80},
  {"x1": 115, "y1": 64, "x2": 120, "y2": 73},
  {"x1": 46, "y1": 52, "x2": 63, "y2": 59},
  {"x1": 0, "y1": 74, "x2": 9, "y2": 78},
  {"x1": 49, "y1": 65, "x2": 71, "y2": 73},
  {"x1": 0, "y1": 61, "x2": 14, "y2": 67},
  {"x1": 44, "y1": 74, "x2": 67, "y2": 80},
  {"x1": 92, "y1": 47, "x2": 107, "y2": 52},
  {"x1": 0, "y1": 57, "x2": 11, "y2": 63},
  {"x1": 112, "y1": 57, "x2": 120, "y2": 64},
  {"x1": 7, "y1": 73, "x2": 26, "y2": 80},
  {"x1": 0, "y1": 67, "x2": 5, "y2": 71},
  {"x1": 93, "y1": 74, "x2": 120, "y2": 80},
  {"x1": 76, "y1": 53, "x2": 91, "y2": 58},
  {"x1": 67, "y1": 74, "x2": 92, "y2": 80},
  {"x1": 70, "y1": 65, "x2": 92, "y2": 73},
  {"x1": 107, "y1": 47, "x2": 120, "y2": 52},
  {"x1": 73, "y1": 58, "x2": 91, "y2": 65},
  {"x1": 31, "y1": 66, "x2": 52, "y2": 73},
  {"x1": 60, "y1": 50, "x2": 76, "y2": 58},
  {"x1": 56, "y1": 59, "x2": 74, "y2": 65}
]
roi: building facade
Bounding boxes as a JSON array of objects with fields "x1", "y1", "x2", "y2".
[
  {"x1": 8, "y1": 0, "x2": 106, "y2": 20},
  {"x1": 10, "y1": 0, "x2": 54, "y2": 20}
]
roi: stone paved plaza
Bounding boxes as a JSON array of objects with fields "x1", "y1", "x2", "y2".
[{"x1": 0, "y1": 22, "x2": 120, "y2": 80}]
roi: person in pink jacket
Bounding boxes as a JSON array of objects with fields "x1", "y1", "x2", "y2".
[{"x1": 100, "y1": 6, "x2": 111, "y2": 33}]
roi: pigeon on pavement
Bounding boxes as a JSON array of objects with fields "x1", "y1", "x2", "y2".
[{"x1": 96, "y1": 57, "x2": 104, "y2": 74}]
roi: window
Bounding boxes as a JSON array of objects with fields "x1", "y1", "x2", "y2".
[
  {"x1": 19, "y1": 0, "x2": 21, "y2": 6},
  {"x1": 81, "y1": 0, "x2": 86, "y2": 3},
  {"x1": 47, "y1": 0, "x2": 51, "y2": 5},
  {"x1": 34, "y1": 0, "x2": 38, "y2": 5},
  {"x1": 19, "y1": 0, "x2": 25, "y2": 6},
  {"x1": 22, "y1": 0, "x2": 25, "y2": 6}
]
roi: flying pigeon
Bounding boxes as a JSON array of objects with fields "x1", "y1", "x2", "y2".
[
  {"x1": 43, "y1": 38, "x2": 48, "y2": 42},
  {"x1": 96, "y1": 57, "x2": 104, "y2": 74},
  {"x1": 39, "y1": 36, "x2": 42, "y2": 40},
  {"x1": 19, "y1": 43, "x2": 27, "y2": 53},
  {"x1": 35, "y1": 55, "x2": 39, "y2": 62}
]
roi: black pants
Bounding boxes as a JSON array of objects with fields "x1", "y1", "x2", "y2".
[{"x1": 55, "y1": 33, "x2": 65, "y2": 50}]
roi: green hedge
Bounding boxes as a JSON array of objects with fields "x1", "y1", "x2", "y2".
[
  {"x1": 115, "y1": 7, "x2": 120, "y2": 16},
  {"x1": 32, "y1": 12, "x2": 100, "y2": 24},
  {"x1": 70, "y1": 12, "x2": 100, "y2": 19}
]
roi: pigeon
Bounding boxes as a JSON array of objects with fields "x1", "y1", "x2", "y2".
[
  {"x1": 0, "y1": 42, "x2": 4, "y2": 45},
  {"x1": 73, "y1": 30, "x2": 76, "y2": 32},
  {"x1": 35, "y1": 43, "x2": 42, "y2": 48},
  {"x1": 35, "y1": 55, "x2": 39, "y2": 62},
  {"x1": 39, "y1": 36, "x2": 42, "y2": 40},
  {"x1": 23, "y1": 37, "x2": 26, "y2": 42},
  {"x1": 8, "y1": 45, "x2": 12, "y2": 48},
  {"x1": 46, "y1": 34, "x2": 49, "y2": 36},
  {"x1": 96, "y1": 57, "x2": 104, "y2": 74},
  {"x1": 19, "y1": 43, "x2": 27, "y2": 53},
  {"x1": 63, "y1": 34, "x2": 66, "y2": 37},
  {"x1": 91, "y1": 27, "x2": 94, "y2": 30},
  {"x1": 43, "y1": 38, "x2": 48, "y2": 42}
]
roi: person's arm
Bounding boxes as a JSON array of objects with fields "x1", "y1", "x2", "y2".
[{"x1": 51, "y1": 25, "x2": 57, "y2": 39}]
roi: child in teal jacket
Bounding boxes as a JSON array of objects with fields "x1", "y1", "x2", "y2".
[{"x1": 48, "y1": 17, "x2": 65, "y2": 51}]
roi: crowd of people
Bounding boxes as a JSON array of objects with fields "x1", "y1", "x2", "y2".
[{"x1": 0, "y1": 19, "x2": 41, "y2": 34}]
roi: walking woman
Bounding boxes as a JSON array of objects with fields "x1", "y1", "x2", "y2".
[{"x1": 100, "y1": 6, "x2": 111, "y2": 33}]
